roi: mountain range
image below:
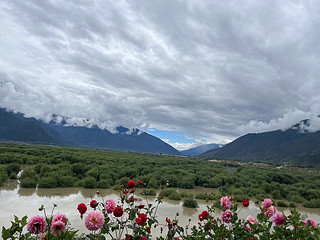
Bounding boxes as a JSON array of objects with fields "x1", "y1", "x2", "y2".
[
  {"x1": 201, "y1": 119, "x2": 320, "y2": 166},
  {"x1": 0, "y1": 108, "x2": 181, "y2": 155},
  {"x1": 181, "y1": 143, "x2": 222, "y2": 156}
]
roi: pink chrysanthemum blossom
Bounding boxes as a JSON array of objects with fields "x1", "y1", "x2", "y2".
[
  {"x1": 85, "y1": 211, "x2": 105, "y2": 231},
  {"x1": 105, "y1": 199, "x2": 116, "y2": 214},
  {"x1": 246, "y1": 223, "x2": 251, "y2": 231},
  {"x1": 263, "y1": 206, "x2": 277, "y2": 218},
  {"x1": 51, "y1": 220, "x2": 66, "y2": 235},
  {"x1": 53, "y1": 213, "x2": 67, "y2": 223},
  {"x1": 220, "y1": 196, "x2": 232, "y2": 209},
  {"x1": 247, "y1": 215, "x2": 258, "y2": 225},
  {"x1": 27, "y1": 215, "x2": 47, "y2": 234},
  {"x1": 262, "y1": 198, "x2": 272, "y2": 209},
  {"x1": 305, "y1": 218, "x2": 317, "y2": 228},
  {"x1": 221, "y1": 210, "x2": 232, "y2": 223},
  {"x1": 272, "y1": 213, "x2": 286, "y2": 226}
]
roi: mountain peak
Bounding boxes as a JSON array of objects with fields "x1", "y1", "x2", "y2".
[{"x1": 0, "y1": 108, "x2": 181, "y2": 155}]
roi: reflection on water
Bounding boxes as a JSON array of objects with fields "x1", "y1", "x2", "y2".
[{"x1": 1, "y1": 180, "x2": 320, "y2": 238}]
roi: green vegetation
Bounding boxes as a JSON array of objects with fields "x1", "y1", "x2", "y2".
[
  {"x1": 183, "y1": 198, "x2": 198, "y2": 208},
  {"x1": 0, "y1": 143, "x2": 320, "y2": 207}
]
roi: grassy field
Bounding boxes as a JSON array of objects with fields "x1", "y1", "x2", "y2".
[{"x1": 0, "y1": 143, "x2": 320, "y2": 208}]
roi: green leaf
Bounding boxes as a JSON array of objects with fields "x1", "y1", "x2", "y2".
[
  {"x1": 2, "y1": 227, "x2": 12, "y2": 240},
  {"x1": 21, "y1": 216, "x2": 28, "y2": 227}
]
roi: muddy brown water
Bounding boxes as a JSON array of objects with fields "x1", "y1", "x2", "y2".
[{"x1": 1, "y1": 180, "x2": 319, "y2": 238}]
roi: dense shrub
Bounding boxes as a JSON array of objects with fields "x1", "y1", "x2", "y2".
[
  {"x1": 6, "y1": 163, "x2": 21, "y2": 175},
  {"x1": 276, "y1": 200, "x2": 289, "y2": 207},
  {"x1": 195, "y1": 192, "x2": 215, "y2": 200},
  {"x1": 183, "y1": 198, "x2": 198, "y2": 208},
  {"x1": 0, "y1": 143, "x2": 319, "y2": 207},
  {"x1": 20, "y1": 177, "x2": 37, "y2": 188},
  {"x1": 168, "y1": 191, "x2": 181, "y2": 200},
  {"x1": 83, "y1": 176, "x2": 97, "y2": 188},
  {"x1": 180, "y1": 192, "x2": 194, "y2": 199},
  {"x1": 141, "y1": 188, "x2": 156, "y2": 196},
  {"x1": 38, "y1": 176, "x2": 57, "y2": 188}
]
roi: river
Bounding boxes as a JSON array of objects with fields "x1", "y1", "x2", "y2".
[{"x1": 1, "y1": 180, "x2": 319, "y2": 238}]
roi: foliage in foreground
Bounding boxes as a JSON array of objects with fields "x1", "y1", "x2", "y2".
[{"x1": 2, "y1": 180, "x2": 319, "y2": 240}]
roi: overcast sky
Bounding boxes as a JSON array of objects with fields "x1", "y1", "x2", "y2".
[{"x1": 1, "y1": 0, "x2": 320, "y2": 150}]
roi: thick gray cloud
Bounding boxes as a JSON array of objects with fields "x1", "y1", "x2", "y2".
[{"x1": 1, "y1": 0, "x2": 320, "y2": 146}]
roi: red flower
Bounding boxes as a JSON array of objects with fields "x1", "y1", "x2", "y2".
[
  {"x1": 113, "y1": 206, "x2": 124, "y2": 217},
  {"x1": 77, "y1": 203, "x2": 87, "y2": 215},
  {"x1": 138, "y1": 204, "x2": 145, "y2": 209},
  {"x1": 129, "y1": 196, "x2": 134, "y2": 202},
  {"x1": 90, "y1": 200, "x2": 98, "y2": 209},
  {"x1": 130, "y1": 189, "x2": 136, "y2": 193},
  {"x1": 127, "y1": 180, "x2": 136, "y2": 189},
  {"x1": 123, "y1": 189, "x2": 129, "y2": 194},
  {"x1": 141, "y1": 237, "x2": 147, "y2": 240},
  {"x1": 138, "y1": 181, "x2": 146, "y2": 186},
  {"x1": 199, "y1": 211, "x2": 209, "y2": 221},
  {"x1": 242, "y1": 200, "x2": 249, "y2": 207},
  {"x1": 135, "y1": 213, "x2": 148, "y2": 225},
  {"x1": 125, "y1": 235, "x2": 133, "y2": 240}
]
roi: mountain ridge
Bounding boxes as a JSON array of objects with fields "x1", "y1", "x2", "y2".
[
  {"x1": 0, "y1": 108, "x2": 181, "y2": 155},
  {"x1": 200, "y1": 119, "x2": 320, "y2": 166},
  {"x1": 181, "y1": 143, "x2": 222, "y2": 156}
]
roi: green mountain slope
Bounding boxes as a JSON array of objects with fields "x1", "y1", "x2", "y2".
[{"x1": 201, "y1": 121, "x2": 320, "y2": 166}]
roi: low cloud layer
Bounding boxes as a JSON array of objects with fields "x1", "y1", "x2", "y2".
[{"x1": 1, "y1": 1, "x2": 320, "y2": 146}]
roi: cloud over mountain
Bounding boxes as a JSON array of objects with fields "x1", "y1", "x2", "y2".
[{"x1": 1, "y1": 0, "x2": 320, "y2": 144}]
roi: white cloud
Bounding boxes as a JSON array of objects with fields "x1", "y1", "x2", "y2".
[{"x1": 1, "y1": 0, "x2": 320, "y2": 144}]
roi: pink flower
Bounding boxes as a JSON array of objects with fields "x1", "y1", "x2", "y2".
[
  {"x1": 272, "y1": 213, "x2": 285, "y2": 226},
  {"x1": 85, "y1": 211, "x2": 105, "y2": 231},
  {"x1": 246, "y1": 223, "x2": 251, "y2": 231},
  {"x1": 53, "y1": 213, "x2": 67, "y2": 223},
  {"x1": 220, "y1": 196, "x2": 232, "y2": 209},
  {"x1": 262, "y1": 198, "x2": 272, "y2": 209},
  {"x1": 105, "y1": 199, "x2": 116, "y2": 214},
  {"x1": 247, "y1": 215, "x2": 258, "y2": 225},
  {"x1": 263, "y1": 205, "x2": 277, "y2": 218},
  {"x1": 51, "y1": 220, "x2": 66, "y2": 235},
  {"x1": 305, "y1": 218, "x2": 317, "y2": 228},
  {"x1": 221, "y1": 210, "x2": 232, "y2": 223},
  {"x1": 27, "y1": 215, "x2": 47, "y2": 234}
]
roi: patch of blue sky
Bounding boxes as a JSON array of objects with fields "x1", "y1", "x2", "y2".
[{"x1": 147, "y1": 128, "x2": 195, "y2": 144}]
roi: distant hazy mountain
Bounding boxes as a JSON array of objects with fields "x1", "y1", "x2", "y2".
[
  {"x1": 181, "y1": 143, "x2": 223, "y2": 156},
  {"x1": 0, "y1": 108, "x2": 181, "y2": 155},
  {"x1": 200, "y1": 119, "x2": 320, "y2": 166}
]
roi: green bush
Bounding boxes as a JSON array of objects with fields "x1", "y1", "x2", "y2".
[
  {"x1": 6, "y1": 163, "x2": 21, "y2": 175},
  {"x1": 180, "y1": 192, "x2": 194, "y2": 199},
  {"x1": 168, "y1": 191, "x2": 181, "y2": 201},
  {"x1": 147, "y1": 177, "x2": 159, "y2": 189},
  {"x1": 289, "y1": 202, "x2": 296, "y2": 208},
  {"x1": 141, "y1": 188, "x2": 156, "y2": 196},
  {"x1": 9, "y1": 172, "x2": 17, "y2": 179},
  {"x1": 183, "y1": 198, "x2": 198, "y2": 208},
  {"x1": 195, "y1": 192, "x2": 215, "y2": 200},
  {"x1": 276, "y1": 200, "x2": 289, "y2": 207},
  {"x1": 83, "y1": 176, "x2": 97, "y2": 188},
  {"x1": 59, "y1": 176, "x2": 77, "y2": 187},
  {"x1": 303, "y1": 199, "x2": 320, "y2": 208},
  {"x1": 97, "y1": 179, "x2": 110, "y2": 189},
  {"x1": 38, "y1": 176, "x2": 57, "y2": 188},
  {"x1": 159, "y1": 188, "x2": 177, "y2": 198},
  {"x1": 20, "y1": 177, "x2": 37, "y2": 188}
]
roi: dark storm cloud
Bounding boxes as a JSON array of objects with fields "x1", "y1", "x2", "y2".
[{"x1": 1, "y1": 0, "x2": 320, "y2": 145}]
